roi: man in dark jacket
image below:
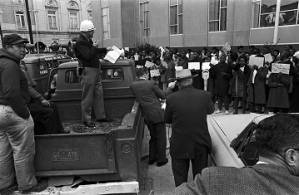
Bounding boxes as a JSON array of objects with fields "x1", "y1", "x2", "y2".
[
  {"x1": 75, "y1": 20, "x2": 110, "y2": 127},
  {"x1": 130, "y1": 69, "x2": 169, "y2": 167},
  {"x1": 165, "y1": 69, "x2": 214, "y2": 187},
  {"x1": 0, "y1": 34, "x2": 44, "y2": 193}
]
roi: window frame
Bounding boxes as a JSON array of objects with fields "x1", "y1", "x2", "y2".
[
  {"x1": 169, "y1": 0, "x2": 183, "y2": 35},
  {"x1": 101, "y1": 0, "x2": 111, "y2": 40},
  {"x1": 208, "y1": 0, "x2": 227, "y2": 32},
  {"x1": 251, "y1": 0, "x2": 299, "y2": 29},
  {"x1": 47, "y1": 9, "x2": 58, "y2": 30},
  {"x1": 15, "y1": 10, "x2": 26, "y2": 29},
  {"x1": 139, "y1": 0, "x2": 150, "y2": 37},
  {"x1": 68, "y1": 10, "x2": 79, "y2": 30}
]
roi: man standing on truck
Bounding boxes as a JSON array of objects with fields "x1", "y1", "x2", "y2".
[
  {"x1": 165, "y1": 69, "x2": 214, "y2": 187},
  {"x1": 130, "y1": 69, "x2": 170, "y2": 167},
  {"x1": 0, "y1": 34, "x2": 45, "y2": 193},
  {"x1": 75, "y1": 20, "x2": 111, "y2": 127}
]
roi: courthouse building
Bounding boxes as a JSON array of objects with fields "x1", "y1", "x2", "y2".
[
  {"x1": 1, "y1": 0, "x2": 299, "y2": 48},
  {"x1": 94, "y1": 0, "x2": 299, "y2": 48}
]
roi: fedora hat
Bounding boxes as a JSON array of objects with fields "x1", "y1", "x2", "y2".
[{"x1": 175, "y1": 69, "x2": 198, "y2": 81}]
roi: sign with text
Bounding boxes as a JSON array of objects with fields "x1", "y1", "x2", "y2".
[
  {"x1": 145, "y1": 61, "x2": 155, "y2": 68},
  {"x1": 188, "y1": 62, "x2": 200, "y2": 70},
  {"x1": 271, "y1": 63, "x2": 290, "y2": 74},
  {"x1": 175, "y1": 66, "x2": 183, "y2": 71},
  {"x1": 202, "y1": 62, "x2": 211, "y2": 70},
  {"x1": 264, "y1": 53, "x2": 273, "y2": 63},
  {"x1": 150, "y1": 69, "x2": 160, "y2": 77},
  {"x1": 249, "y1": 55, "x2": 264, "y2": 68}
]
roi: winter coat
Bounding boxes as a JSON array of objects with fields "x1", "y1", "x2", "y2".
[
  {"x1": 247, "y1": 67, "x2": 268, "y2": 105},
  {"x1": 230, "y1": 65, "x2": 250, "y2": 98},
  {"x1": 0, "y1": 49, "x2": 30, "y2": 119},
  {"x1": 213, "y1": 62, "x2": 232, "y2": 97},
  {"x1": 267, "y1": 73, "x2": 290, "y2": 109}
]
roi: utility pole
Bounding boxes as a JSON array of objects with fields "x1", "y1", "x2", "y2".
[
  {"x1": 273, "y1": 0, "x2": 281, "y2": 45},
  {"x1": 0, "y1": 23, "x2": 3, "y2": 46},
  {"x1": 24, "y1": 0, "x2": 33, "y2": 43}
]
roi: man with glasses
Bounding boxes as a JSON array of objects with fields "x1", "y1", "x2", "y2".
[{"x1": 0, "y1": 34, "x2": 45, "y2": 193}]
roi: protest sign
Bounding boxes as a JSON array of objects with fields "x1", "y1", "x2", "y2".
[
  {"x1": 249, "y1": 55, "x2": 264, "y2": 68},
  {"x1": 211, "y1": 56, "x2": 219, "y2": 65},
  {"x1": 150, "y1": 69, "x2": 160, "y2": 77},
  {"x1": 188, "y1": 62, "x2": 200, "y2": 70},
  {"x1": 175, "y1": 66, "x2": 183, "y2": 71},
  {"x1": 145, "y1": 61, "x2": 156, "y2": 68},
  {"x1": 264, "y1": 53, "x2": 273, "y2": 63},
  {"x1": 202, "y1": 62, "x2": 211, "y2": 70},
  {"x1": 271, "y1": 63, "x2": 290, "y2": 74},
  {"x1": 104, "y1": 45, "x2": 123, "y2": 63}
]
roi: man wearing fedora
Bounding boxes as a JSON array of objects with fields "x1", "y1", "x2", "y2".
[
  {"x1": 165, "y1": 69, "x2": 214, "y2": 187},
  {"x1": 0, "y1": 34, "x2": 46, "y2": 193}
]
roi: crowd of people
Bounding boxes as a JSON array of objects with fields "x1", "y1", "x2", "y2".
[{"x1": 127, "y1": 44, "x2": 299, "y2": 115}]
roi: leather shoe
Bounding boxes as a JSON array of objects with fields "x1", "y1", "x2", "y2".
[
  {"x1": 20, "y1": 181, "x2": 48, "y2": 193},
  {"x1": 148, "y1": 159, "x2": 156, "y2": 165},
  {"x1": 156, "y1": 159, "x2": 168, "y2": 167},
  {"x1": 97, "y1": 118, "x2": 113, "y2": 122},
  {"x1": 83, "y1": 122, "x2": 96, "y2": 128}
]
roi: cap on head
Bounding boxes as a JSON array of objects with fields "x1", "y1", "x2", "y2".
[
  {"x1": 80, "y1": 20, "x2": 95, "y2": 32},
  {"x1": 3, "y1": 34, "x2": 29, "y2": 46}
]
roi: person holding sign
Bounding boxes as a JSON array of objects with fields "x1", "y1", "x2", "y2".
[
  {"x1": 230, "y1": 56, "x2": 250, "y2": 114},
  {"x1": 267, "y1": 51, "x2": 292, "y2": 113},
  {"x1": 74, "y1": 20, "x2": 111, "y2": 127}
]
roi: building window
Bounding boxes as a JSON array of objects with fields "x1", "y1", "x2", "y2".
[
  {"x1": 48, "y1": 10, "x2": 58, "y2": 29},
  {"x1": 68, "y1": 1, "x2": 80, "y2": 30},
  {"x1": 101, "y1": 0, "x2": 110, "y2": 40},
  {"x1": 87, "y1": 3, "x2": 93, "y2": 20},
  {"x1": 15, "y1": 11, "x2": 26, "y2": 29},
  {"x1": 169, "y1": 0, "x2": 183, "y2": 35},
  {"x1": 140, "y1": 0, "x2": 150, "y2": 37},
  {"x1": 45, "y1": 0, "x2": 59, "y2": 30},
  {"x1": 252, "y1": 0, "x2": 299, "y2": 28},
  {"x1": 209, "y1": 0, "x2": 227, "y2": 31}
]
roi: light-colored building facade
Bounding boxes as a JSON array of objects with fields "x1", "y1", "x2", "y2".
[
  {"x1": 94, "y1": 0, "x2": 299, "y2": 48},
  {"x1": 0, "y1": 0, "x2": 94, "y2": 47}
]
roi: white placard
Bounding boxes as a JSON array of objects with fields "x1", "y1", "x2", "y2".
[
  {"x1": 188, "y1": 62, "x2": 200, "y2": 70},
  {"x1": 264, "y1": 53, "x2": 273, "y2": 63},
  {"x1": 211, "y1": 56, "x2": 219, "y2": 65},
  {"x1": 175, "y1": 66, "x2": 183, "y2": 71},
  {"x1": 104, "y1": 45, "x2": 123, "y2": 64},
  {"x1": 249, "y1": 55, "x2": 264, "y2": 68},
  {"x1": 271, "y1": 63, "x2": 290, "y2": 74},
  {"x1": 145, "y1": 61, "x2": 155, "y2": 68},
  {"x1": 202, "y1": 62, "x2": 211, "y2": 70},
  {"x1": 124, "y1": 47, "x2": 129, "y2": 51},
  {"x1": 150, "y1": 69, "x2": 160, "y2": 77}
]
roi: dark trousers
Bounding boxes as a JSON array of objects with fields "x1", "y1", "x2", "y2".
[
  {"x1": 171, "y1": 146, "x2": 208, "y2": 187},
  {"x1": 81, "y1": 67, "x2": 106, "y2": 122},
  {"x1": 218, "y1": 95, "x2": 229, "y2": 111},
  {"x1": 233, "y1": 97, "x2": 246, "y2": 113},
  {"x1": 146, "y1": 122, "x2": 167, "y2": 163},
  {"x1": 29, "y1": 101, "x2": 64, "y2": 134}
]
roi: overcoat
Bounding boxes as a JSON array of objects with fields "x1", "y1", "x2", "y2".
[
  {"x1": 165, "y1": 87, "x2": 214, "y2": 158},
  {"x1": 247, "y1": 67, "x2": 268, "y2": 104}
]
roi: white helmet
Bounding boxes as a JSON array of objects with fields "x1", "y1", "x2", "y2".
[{"x1": 80, "y1": 20, "x2": 95, "y2": 32}]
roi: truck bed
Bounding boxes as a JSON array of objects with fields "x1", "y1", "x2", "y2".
[{"x1": 63, "y1": 119, "x2": 122, "y2": 134}]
